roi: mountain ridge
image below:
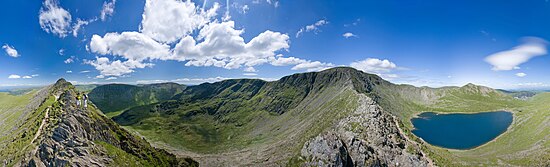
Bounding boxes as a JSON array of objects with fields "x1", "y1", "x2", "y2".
[
  {"x1": 0, "y1": 78, "x2": 198, "y2": 166},
  {"x1": 93, "y1": 67, "x2": 512, "y2": 166},
  {"x1": 88, "y1": 82, "x2": 186, "y2": 117},
  {"x1": 83, "y1": 67, "x2": 530, "y2": 166}
]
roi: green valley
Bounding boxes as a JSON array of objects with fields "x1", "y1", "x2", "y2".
[{"x1": 87, "y1": 67, "x2": 550, "y2": 166}]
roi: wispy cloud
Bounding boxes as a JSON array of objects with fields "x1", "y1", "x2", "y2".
[
  {"x1": 243, "y1": 73, "x2": 258, "y2": 76},
  {"x1": 100, "y1": 0, "x2": 117, "y2": 21},
  {"x1": 8, "y1": 75, "x2": 21, "y2": 79},
  {"x1": 344, "y1": 18, "x2": 360, "y2": 27},
  {"x1": 2, "y1": 44, "x2": 20, "y2": 58},
  {"x1": 342, "y1": 32, "x2": 358, "y2": 38},
  {"x1": 136, "y1": 76, "x2": 279, "y2": 85},
  {"x1": 485, "y1": 37, "x2": 547, "y2": 71},
  {"x1": 515, "y1": 72, "x2": 527, "y2": 77},
  {"x1": 296, "y1": 19, "x2": 329, "y2": 38}
]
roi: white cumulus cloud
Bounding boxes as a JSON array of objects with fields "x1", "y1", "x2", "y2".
[
  {"x1": 88, "y1": 0, "x2": 330, "y2": 77},
  {"x1": 2, "y1": 44, "x2": 19, "y2": 58},
  {"x1": 485, "y1": 37, "x2": 547, "y2": 71},
  {"x1": 291, "y1": 61, "x2": 334, "y2": 72},
  {"x1": 85, "y1": 57, "x2": 153, "y2": 77},
  {"x1": 140, "y1": 0, "x2": 219, "y2": 43},
  {"x1": 350, "y1": 58, "x2": 398, "y2": 74},
  {"x1": 39, "y1": 0, "x2": 72, "y2": 38},
  {"x1": 90, "y1": 32, "x2": 171, "y2": 61},
  {"x1": 172, "y1": 21, "x2": 290, "y2": 69}
]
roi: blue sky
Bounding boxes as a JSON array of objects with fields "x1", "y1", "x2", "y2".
[{"x1": 1, "y1": 0, "x2": 550, "y2": 89}]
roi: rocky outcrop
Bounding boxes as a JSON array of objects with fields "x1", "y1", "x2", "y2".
[
  {"x1": 301, "y1": 132, "x2": 354, "y2": 167},
  {"x1": 301, "y1": 94, "x2": 430, "y2": 167},
  {"x1": 28, "y1": 90, "x2": 115, "y2": 166},
  {"x1": 20, "y1": 79, "x2": 197, "y2": 166}
]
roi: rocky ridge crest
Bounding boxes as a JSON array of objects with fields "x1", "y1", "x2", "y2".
[
  {"x1": 21, "y1": 79, "x2": 196, "y2": 166},
  {"x1": 300, "y1": 93, "x2": 431, "y2": 167}
]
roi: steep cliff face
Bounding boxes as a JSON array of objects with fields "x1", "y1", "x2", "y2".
[
  {"x1": 300, "y1": 94, "x2": 431, "y2": 167},
  {"x1": 9, "y1": 79, "x2": 197, "y2": 166}
]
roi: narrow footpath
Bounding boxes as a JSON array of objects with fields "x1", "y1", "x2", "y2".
[{"x1": 30, "y1": 107, "x2": 50, "y2": 155}]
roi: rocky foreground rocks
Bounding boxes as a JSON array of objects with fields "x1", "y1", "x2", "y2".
[{"x1": 301, "y1": 94, "x2": 431, "y2": 167}]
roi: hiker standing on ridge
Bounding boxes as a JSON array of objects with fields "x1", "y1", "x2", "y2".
[
  {"x1": 76, "y1": 93, "x2": 81, "y2": 107},
  {"x1": 83, "y1": 94, "x2": 88, "y2": 108}
]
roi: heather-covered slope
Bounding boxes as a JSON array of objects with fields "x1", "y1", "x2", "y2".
[{"x1": 0, "y1": 79, "x2": 197, "y2": 166}]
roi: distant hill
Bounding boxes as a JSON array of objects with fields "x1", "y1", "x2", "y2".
[
  {"x1": 0, "y1": 79, "x2": 197, "y2": 166},
  {"x1": 88, "y1": 83, "x2": 185, "y2": 117},
  {"x1": 497, "y1": 89, "x2": 538, "y2": 99},
  {"x1": 74, "y1": 84, "x2": 100, "y2": 92}
]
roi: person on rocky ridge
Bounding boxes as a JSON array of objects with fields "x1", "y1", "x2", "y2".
[
  {"x1": 83, "y1": 94, "x2": 88, "y2": 108},
  {"x1": 76, "y1": 93, "x2": 81, "y2": 107}
]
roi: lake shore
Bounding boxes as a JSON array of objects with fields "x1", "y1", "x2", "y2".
[{"x1": 410, "y1": 110, "x2": 514, "y2": 151}]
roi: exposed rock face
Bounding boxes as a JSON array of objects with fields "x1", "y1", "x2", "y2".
[
  {"x1": 301, "y1": 94, "x2": 430, "y2": 167},
  {"x1": 29, "y1": 90, "x2": 118, "y2": 166},
  {"x1": 21, "y1": 80, "x2": 197, "y2": 166},
  {"x1": 301, "y1": 132, "x2": 354, "y2": 167}
]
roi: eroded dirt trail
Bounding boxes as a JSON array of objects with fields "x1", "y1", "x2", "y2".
[{"x1": 31, "y1": 108, "x2": 49, "y2": 144}]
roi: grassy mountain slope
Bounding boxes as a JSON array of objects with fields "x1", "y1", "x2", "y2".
[
  {"x1": 0, "y1": 91, "x2": 38, "y2": 137},
  {"x1": 0, "y1": 79, "x2": 197, "y2": 166},
  {"x1": 89, "y1": 83, "x2": 185, "y2": 117},
  {"x1": 110, "y1": 68, "x2": 378, "y2": 165},
  {"x1": 108, "y1": 68, "x2": 430, "y2": 165},
  {"x1": 91, "y1": 67, "x2": 548, "y2": 166},
  {"x1": 0, "y1": 85, "x2": 53, "y2": 166}
]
